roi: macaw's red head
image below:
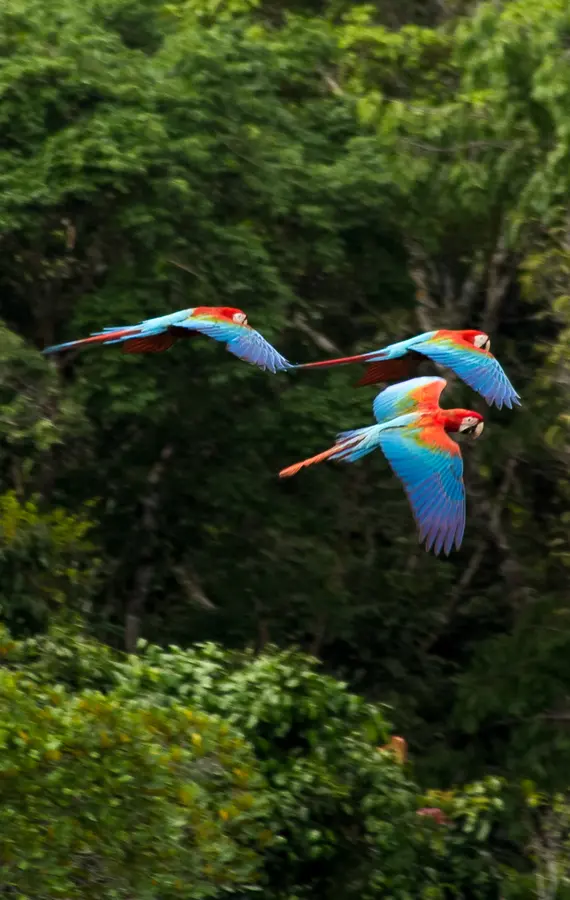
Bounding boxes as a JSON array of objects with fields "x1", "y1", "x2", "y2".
[
  {"x1": 194, "y1": 306, "x2": 249, "y2": 326},
  {"x1": 219, "y1": 307, "x2": 248, "y2": 326},
  {"x1": 458, "y1": 329, "x2": 491, "y2": 352},
  {"x1": 446, "y1": 409, "x2": 485, "y2": 438}
]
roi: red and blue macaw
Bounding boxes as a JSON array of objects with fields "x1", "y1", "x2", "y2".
[
  {"x1": 279, "y1": 376, "x2": 485, "y2": 556},
  {"x1": 43, "y1": 306, "x2": 291, "y2": 374},
  {"x1": 294, "y1": 329, "x2": 520, "y2": 410}
]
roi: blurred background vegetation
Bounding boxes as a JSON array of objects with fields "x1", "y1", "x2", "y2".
[{"x1": 2, "y1": 0, "x2": 570, "y2": 894}]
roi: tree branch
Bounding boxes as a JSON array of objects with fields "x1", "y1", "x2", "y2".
[
  {"x1": 125, "y1": 444, "x2": 174, "y2": 652},
  {"x1": 173, "y1": 563, "x2": 216, "y2": 611},
  {"x1": 292, "y1": 312, "x2": 342, "y2": 354}
]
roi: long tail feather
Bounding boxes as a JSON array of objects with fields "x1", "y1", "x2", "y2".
[
  {"x1": 279, "y1": 425, "x2": 382, "y2": 478},
  {"x1": 43, "y1": 327, "x2": 142, "y2": 355},
  {"x1": 279, "y1": 443, "x2": 346, "y2": 478},
  {"x1": 293, "y1": 351, "x2": 377, "y2": 371}
]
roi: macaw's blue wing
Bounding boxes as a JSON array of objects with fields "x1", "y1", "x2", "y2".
[
  {"x1": 409, "y1": 335, "x2": 520, "y2": 410},
  {"x1": 177, "y1": 317, "x2": 292, "y2": 373},
  {"x1": 378, "y1": 421, "x2": 466, "y2": 556},
  {"x1": 371, "y1": 376, "x2": 447, "y2": 424}
]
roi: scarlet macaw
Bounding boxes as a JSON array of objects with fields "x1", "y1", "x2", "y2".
[
  {"x1": 279, "y1": 376, "x2": 485, "y2": 556},
  {"x1": 43, "y1": 306, "x2": 291, "y2": 374},
  {"x1": 294, "y1": 329, "x2": 520, "y2": 410}
]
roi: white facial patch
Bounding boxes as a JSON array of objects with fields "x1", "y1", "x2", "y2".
[
  {"x1": 474, "y1": 333, "x2": 491, "y2": 351},
  {"x1": 458, "y1": 416, "x2": 480, "y2": 433},
  {"x1": 233, "y1": 312, "x2": 247, "y2": 325}
]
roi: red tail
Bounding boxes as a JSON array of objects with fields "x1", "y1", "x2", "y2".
[
  {"x1": 296, "y1": 352, "x2": 376, "y2": 370},
  {"x1": 67, "y1": 328, "x2": 142, "y2": 349}
]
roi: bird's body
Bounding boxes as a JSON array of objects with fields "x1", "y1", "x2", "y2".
[
  {"x1": 294, "y1": 328, "x2": 520, "y2": 410},
  {"x1": 43, "y1": 305, "x2": 291, "y2": 374},
  {"x1": 279, "y1": 376, "x2": 484, "y2": 555}
]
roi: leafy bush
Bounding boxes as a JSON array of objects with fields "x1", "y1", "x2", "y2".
[
  {"x1": 113, "y1": 640, "x2": 507, "y2": 898},
  {"x1": 0, "y1": 628, "x2": 510, "y2": 897},
  {"x1": 0, "y1": 491, "x2": 98, "y2": 635},
  {"x1": 0, "y1": 663, "x2": 271, "y2": 898}
]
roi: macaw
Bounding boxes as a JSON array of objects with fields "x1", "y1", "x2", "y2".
[
  {"x1": 43, "y1": 306, "x2": 291, "y2": 374},
  {"x1": 279, "y1": 376, "x2": 485, "y2": 556},
  {"x1": 294, "y1": 329, "x2": 520, "y2": 410}
]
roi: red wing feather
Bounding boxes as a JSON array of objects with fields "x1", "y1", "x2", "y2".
[
  {"x1": 122, "y1": 334, "x2": 176, "y2": 354},
  {"x1": 356, "y1": 355, "x2": 419, "y2": 387}
]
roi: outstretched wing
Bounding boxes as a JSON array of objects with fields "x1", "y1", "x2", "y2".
[
  {"x1": 378, "y1": 421, "x2": 466, "y2": 556},
  {"x1": 410, "y1": 334, "x2": 520, "y2": 410},
  {"x1": 178, "y1": 316, "x2": 291, "y2": 374},
  {"x1": 372, "y1": 377, "x2": 446, "y2": 424}
]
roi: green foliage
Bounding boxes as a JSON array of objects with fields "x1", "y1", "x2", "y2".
[
  {"x1": 0, "y1": 320, "x2": 84, "y2": 453},
  {"x1": 109, "y1": 640, "x2": 506, "y2": 898},
  {"x1": 2, "y1": 0, "x2": 570, "y2": 892},
  {"x1": 0, "y1": 660, "x2": 270, "y2": 898},
  {"x1": 0, "y1": 627, "x2": 509, "y2": 897},
  {"x1": 0, "y1": 491, "x2": 99, "y2": 635}
]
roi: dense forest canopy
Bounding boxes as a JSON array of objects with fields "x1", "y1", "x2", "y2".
[{"x1": 2, "y1": 0, "x2": 570, "y2": 894}]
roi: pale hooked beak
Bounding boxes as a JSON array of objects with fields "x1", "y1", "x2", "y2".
[{"x1": 474, "y1": 421, "x2": 484, "y2": 438}]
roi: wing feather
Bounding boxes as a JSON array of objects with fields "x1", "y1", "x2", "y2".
[
  {"x1": 372, "y1": 377, "x2": 447, "y2": 424},
  {"x1": 178, "y1": 317, "x2": 291, "y2": 373},
  {"x1": 412, "y1": 336, "x2": 520, "y2": 410},
  {"x1": 122, "y1": 334, "x2": 176, "y2": 354},
  {"x1": 378, "y1": 422, "x2": 466, "y2": 555},
  {"x1": 355, "y1": 356, "x2": 419, "y2": 387}
]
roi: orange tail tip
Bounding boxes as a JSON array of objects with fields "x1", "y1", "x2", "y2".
[
  {"x1": 356, "y1": 357, "x2": 415, "y2": 388},
  {"x1": 278, "y1": 443, "x2": 345, "y2": 478}
]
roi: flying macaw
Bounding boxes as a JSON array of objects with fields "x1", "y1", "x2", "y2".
[
  {"x1": 43, "y1": 306, "x2": 291, "y2": 374},
  {"x1": 294, "y1": 329, "x2": 520, "y2": 410},
  {"x1": 279, "y1": 376, "x2": 485, "y2": 556}
]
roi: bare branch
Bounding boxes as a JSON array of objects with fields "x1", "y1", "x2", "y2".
[
  {"x1": 173, "y1": 564, "x2": 217, "y2": 611},
  {"x1": 400, "y1": 138, "x2": 515, "y2": 154},
  {"x1": 320, "y1": 70, "x2": 344, "y2": 97},
  {"x1": 457, "y1": 252, "x2": 485, "y2": 316},
  {"x1": 406, "y1": 242, "x2": 440, "y2": 333},
  {"x1": 125, "y1": 444, "x2": 174, "y2": 652},
  {"x1": 292, "y1": 312, "x2": 342, "y2": 354},
  {"x1": 167, "y1": 258, "x2": 203, "y2": 279}
]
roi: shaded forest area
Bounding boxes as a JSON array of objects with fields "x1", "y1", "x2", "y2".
[{"x1": 2, "y1": 0, "x2": 570, "y2": 894}]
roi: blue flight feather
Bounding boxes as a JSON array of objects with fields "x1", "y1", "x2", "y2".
[
  {"x1": 368, "y1": 331, "x2": 520, "y2": 410},
  {"x1": 377, "y1": 424, "x2": 465, "y2": 555}
]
